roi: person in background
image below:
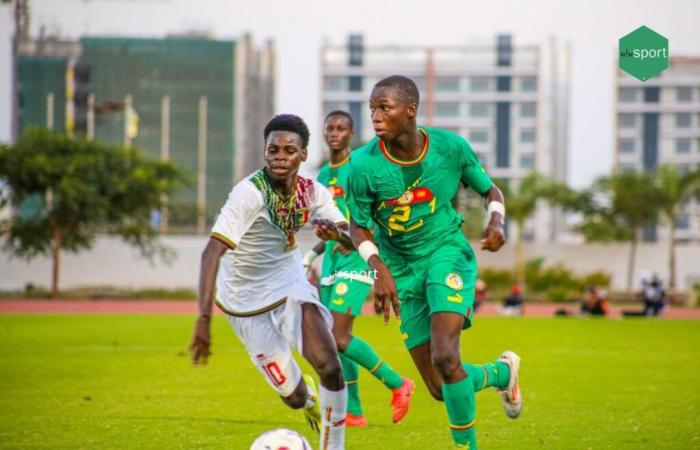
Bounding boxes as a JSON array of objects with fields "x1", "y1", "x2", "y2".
[
  {"x1": 623, "y1": 274, "x2": 667, "y2": 317},
  {"x1": 474, "y1": 279, "x2": 488, "y2": 313},
  {"x1": 499, "y1": 284, "x2": 524, "y2": 317},
  {"x1": 579, "y1": 285, "x2": 610, "y2": 316}
]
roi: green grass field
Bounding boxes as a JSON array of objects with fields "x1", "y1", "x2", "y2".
[{"x1": 1, "y1": 315, "x2": 699, "y2": 449}]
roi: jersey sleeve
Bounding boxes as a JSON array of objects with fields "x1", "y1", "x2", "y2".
[
  {"x1": 346, "y1": 163, "x2": 374, "y2": 229},
  {"x1": 460, "y1": 139, "x2": 493, "y2": 195},
  {"x1": 210, "y1": 181, "x2": 260, "y2": 249},
  {"x1": 310, "y1": 180, "x2": 347, "y2": 224}
]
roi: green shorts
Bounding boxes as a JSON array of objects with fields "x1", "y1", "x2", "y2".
[
  {"x1": 319, "y1": 244, "x2": 373, "y2": 317},
  {"x1": 383, "y1": 233, "x2": 477, "y2": 350}
]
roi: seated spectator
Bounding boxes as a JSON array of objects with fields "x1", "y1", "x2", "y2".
[
  {"x1": 580, "y1": 285, "x2": 610, "y2": 316},
  {"x1": 623, "y1": 274, "x2": 667, "y2": 317},
  {"x1": 499, "y1": 284, "x2": 524, "y2": 317},
  {"x1": 474, "y1": 279, "x2": 488, "y2": 312}
]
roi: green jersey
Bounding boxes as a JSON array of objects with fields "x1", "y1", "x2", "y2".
[
  {"x1": 347, "y1": 127, "x2": 493, "y2": 258},
  {"x1": 317, "y1": 156, "x2": 371, "y2": 278},
  {"x1": 318, "y1": 156, "x2": 352, "y2": 223}
]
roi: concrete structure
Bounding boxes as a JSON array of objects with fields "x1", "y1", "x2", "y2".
[
  {"x1": 615, "y1": 56, "x2": 700, "y2": 242},
  {"x1": 320, "y1": 34, "x2": 570, "y2": 242},
  {"x1": 17, "y1": 33, "x2": 276, "y2": 232},
  {"x1": 1, "y1": 230, "x2": 699, "y2": 292}
]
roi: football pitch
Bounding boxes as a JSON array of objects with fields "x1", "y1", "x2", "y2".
[{"x1": 0, "y1": 314, "x2": 698, "y2": 449}]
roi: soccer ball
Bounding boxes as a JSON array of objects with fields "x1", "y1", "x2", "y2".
[{"x1": 249, "y1": 428, "x2": 313, "y2": 450}]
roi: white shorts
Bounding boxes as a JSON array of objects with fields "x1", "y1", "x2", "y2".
[{"x1": 227, "y1": 287, "x2": 333, "y2": 397}]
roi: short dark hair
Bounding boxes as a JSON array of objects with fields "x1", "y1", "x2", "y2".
[
  {"x1": 324, "y1": 110, "x2": 354, "y2": 130},
  {"x1": 263, "y1": 114, "x2": 310, "y2": 148},
  {"x1": 374, "y1": 75, "x2": 420, "y2": 105}
]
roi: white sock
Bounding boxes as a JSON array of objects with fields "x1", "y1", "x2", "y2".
[{"x1": 318, "y1": 384, "x2": 347, "y2": 450}]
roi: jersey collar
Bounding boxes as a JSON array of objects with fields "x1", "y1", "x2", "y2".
[
  {"x1": 330, "y1": 155, "x2": 350, "y2": 169},
  {"x1": 379, "y1": 128, "x2": 429, "y2": 167}
]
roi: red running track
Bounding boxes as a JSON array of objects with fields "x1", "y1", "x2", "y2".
[{"x1": 1, "y1": 300, "x2": 699, "y2": 319}]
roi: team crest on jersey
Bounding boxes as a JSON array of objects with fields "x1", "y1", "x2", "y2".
[
  {"x1": 445, "y1": 273, "x2": 463, "y2": 290},
  {"x1": 397, "y1": 190, "x2": 414, "y2": 205},
  {"x1": 335, "y1": 282, "x2": 349, "y2": 295}
]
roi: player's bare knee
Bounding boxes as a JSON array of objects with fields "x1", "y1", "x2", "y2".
[
  {"x1": 313, "y1": 355, "x2": 343, "y2": 389},
  {"x1": 432, "y1": 350, "x2": 461, "y2": 379}
]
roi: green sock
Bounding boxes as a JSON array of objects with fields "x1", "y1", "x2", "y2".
[
  {"x1": 442, "y1": 376, "x2": 478, "y2": 449},
  {"x1": 341, "y1": 354, "x2": 363, "y2": 416},
  {"x1": 343, "y1": 336, "x2": 403, "y2": 389},
  {"x1": 463, "y1": 361, "x2": 510, "y2": 391}
]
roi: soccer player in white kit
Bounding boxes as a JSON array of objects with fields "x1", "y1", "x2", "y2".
[{"x1": 189, "y1": 115, "x2": 349, "y2": 450}]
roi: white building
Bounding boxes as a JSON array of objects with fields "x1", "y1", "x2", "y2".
[
  {"x1": 615, "y1": 56, "x2": 700, "y2": 242},
  {"x1": 320, "y1": 34, "x2": 570, "y2": 242}
]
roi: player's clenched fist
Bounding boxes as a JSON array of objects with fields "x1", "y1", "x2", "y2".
[
  {"x1": 189, "y1": 316, "x2": 212, "y2": 365},
  {"x1": 480, "y1": 222, "x2": 506, "y2": 252}
]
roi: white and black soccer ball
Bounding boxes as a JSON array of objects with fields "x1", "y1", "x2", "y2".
[{"x1": 249, "y1": 428, "x2": 313, "y2": 450}]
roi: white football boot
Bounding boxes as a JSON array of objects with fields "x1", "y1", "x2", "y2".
[{"x1": 497, "y1": 351, "x2": 523, "y2": 419}]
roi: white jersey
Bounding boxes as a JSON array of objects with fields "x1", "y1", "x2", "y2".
[{"x1": 211, "y1": 171, "x2": 346, "y2": 315}]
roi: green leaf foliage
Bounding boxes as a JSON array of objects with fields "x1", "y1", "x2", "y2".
[{"x1": 0, "y1": 127, "x2": 189, "y2": 261}]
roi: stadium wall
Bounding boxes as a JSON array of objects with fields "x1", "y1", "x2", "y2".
[{"x1": 1, "y1": 229, "x2": 699, "y2": 292}]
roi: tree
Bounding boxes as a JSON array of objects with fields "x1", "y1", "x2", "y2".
[
  {"x1": 0, "y1": 128, "x2": 188, "y2": 297},
  {"x1": 497, "y1": 172, "x2": 575, "y2": 286},
  {"x1": 578, "y1": 172, "x2": 663, "y2": 291},
  {"x1": 653, "y1": 164, "x2": 700, "y2": 290}
]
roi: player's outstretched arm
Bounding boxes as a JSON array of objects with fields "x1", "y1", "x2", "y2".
[
  {"x1": 311, "y1": 219, "x2": 355, "y2": 251},
  {"x1": 349, "y1": 219, "x2": 400, "y2": 324},
  {"x1": 480, "y1": 185, "x2": 507, "y2": 252},
  {"x1": 190, "y1": 237, "x2": 228, "y2": 365}
]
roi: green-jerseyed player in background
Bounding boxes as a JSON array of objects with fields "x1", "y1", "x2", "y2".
[
  {"x1": 346, "y1": 76, "x2": 523, "y2": 449},
  {"x1": 303, "y1": 110, "x2": 415, "y2": 427}
]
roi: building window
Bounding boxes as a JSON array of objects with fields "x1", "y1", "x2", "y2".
[
  {"x1": 676, "y1": 138, "x2": 691, "y2": 154},
  {"x1": 677, "y1": 87, "x2": 693, "y2": 102},
  {"x1": 469, "y1": 129, "x2": 488, "y2": 143},
  {"x1": 520, "y1": 103, "x2": 536, "y2": 118},
  {"x1": 520, "y1": 154, "x2": 535, "y2": 169},
  {"x1": 520, "y1": 129, "x2": 535, "y2": 143},
  {"x1": 436, "y1": 77, "x2": 460, "y2": 92},
  {"x1": 470, "y1": 77, "x2": 490, "y2": 92},
  {"x1": 619, "y1": 163, "x2": 636, "y2": 173},
  {"x1": 619, "y1": 87, "x2": 637, "y2": 102},
  {"x1": 324, "y1": 102, "x2": 345, "y2": 115},
  {"x1": 325, "y1": 77, "x2": 345, "y2": 92},
  {"x1": 470, "y1": 103, "x2": 489, "y2": 118},
  {"x1": 476, "y1": 152, "x2": 488, "y2": 165},
  {"x1": 620, "y1": 113, "x2": 637, "y2": 128},
  {"x1": 676, "y1": 214, "x2": 690, "y2": 230},
  {"x1": 520, "y1": 77, "x2": 536, "y2": 92},
  {"x1": 620, "y1": 138, "x2": 636, "y2": 153},
  {"x1": 676, "y1": 113, "x2": 692, "y2": 128},
  {"x1": 436, "y1": 102, "x2": 459, "y2": 117}
]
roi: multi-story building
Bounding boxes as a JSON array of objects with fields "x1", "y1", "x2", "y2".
[
  {"x1": 320, "y1": 34, "x2": 570, "y2": 242},
  {"x1": 615, "y1": 56, "x2": 700, "y2": 242},
  {"x1": 17, "y1": 33, "x2": 275, "y2": 231}
]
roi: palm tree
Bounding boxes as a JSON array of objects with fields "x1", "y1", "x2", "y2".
[
  {"x1": 579, "y1": 172, "x2": 662, "y2": 291},
  {"x1": 498, "y1": 172, "x2": 574, "y2": 286},
  {"x1": 653, "y1": 164, "x2": 700, "y2": 290}
]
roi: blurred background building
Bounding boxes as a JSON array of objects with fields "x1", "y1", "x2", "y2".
[
  {"x1": 614, "y1": 56, "x2": 700, "y2": 242},
  {"x1": 320, "y1": 34, "x2": 570, "y2": 243},
  {"x1": 17, "y1": 32, "x2": 275, "y2": 232}
]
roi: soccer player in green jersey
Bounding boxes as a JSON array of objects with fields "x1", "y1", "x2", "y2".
[
  {"x1": 303, "y1": 110, "x2": 415, "y2": 427},
  {"x1": 346, "y1": 76, "x2": 523, "y2": 449}
]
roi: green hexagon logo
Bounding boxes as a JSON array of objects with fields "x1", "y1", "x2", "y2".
[{"x1": 619, "y1": 26, "x2": 669, "y2": 81}]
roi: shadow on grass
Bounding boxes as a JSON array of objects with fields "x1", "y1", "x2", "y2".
[{"x1": 118, "y1": 416, "x2": 283, "y2": 426}]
